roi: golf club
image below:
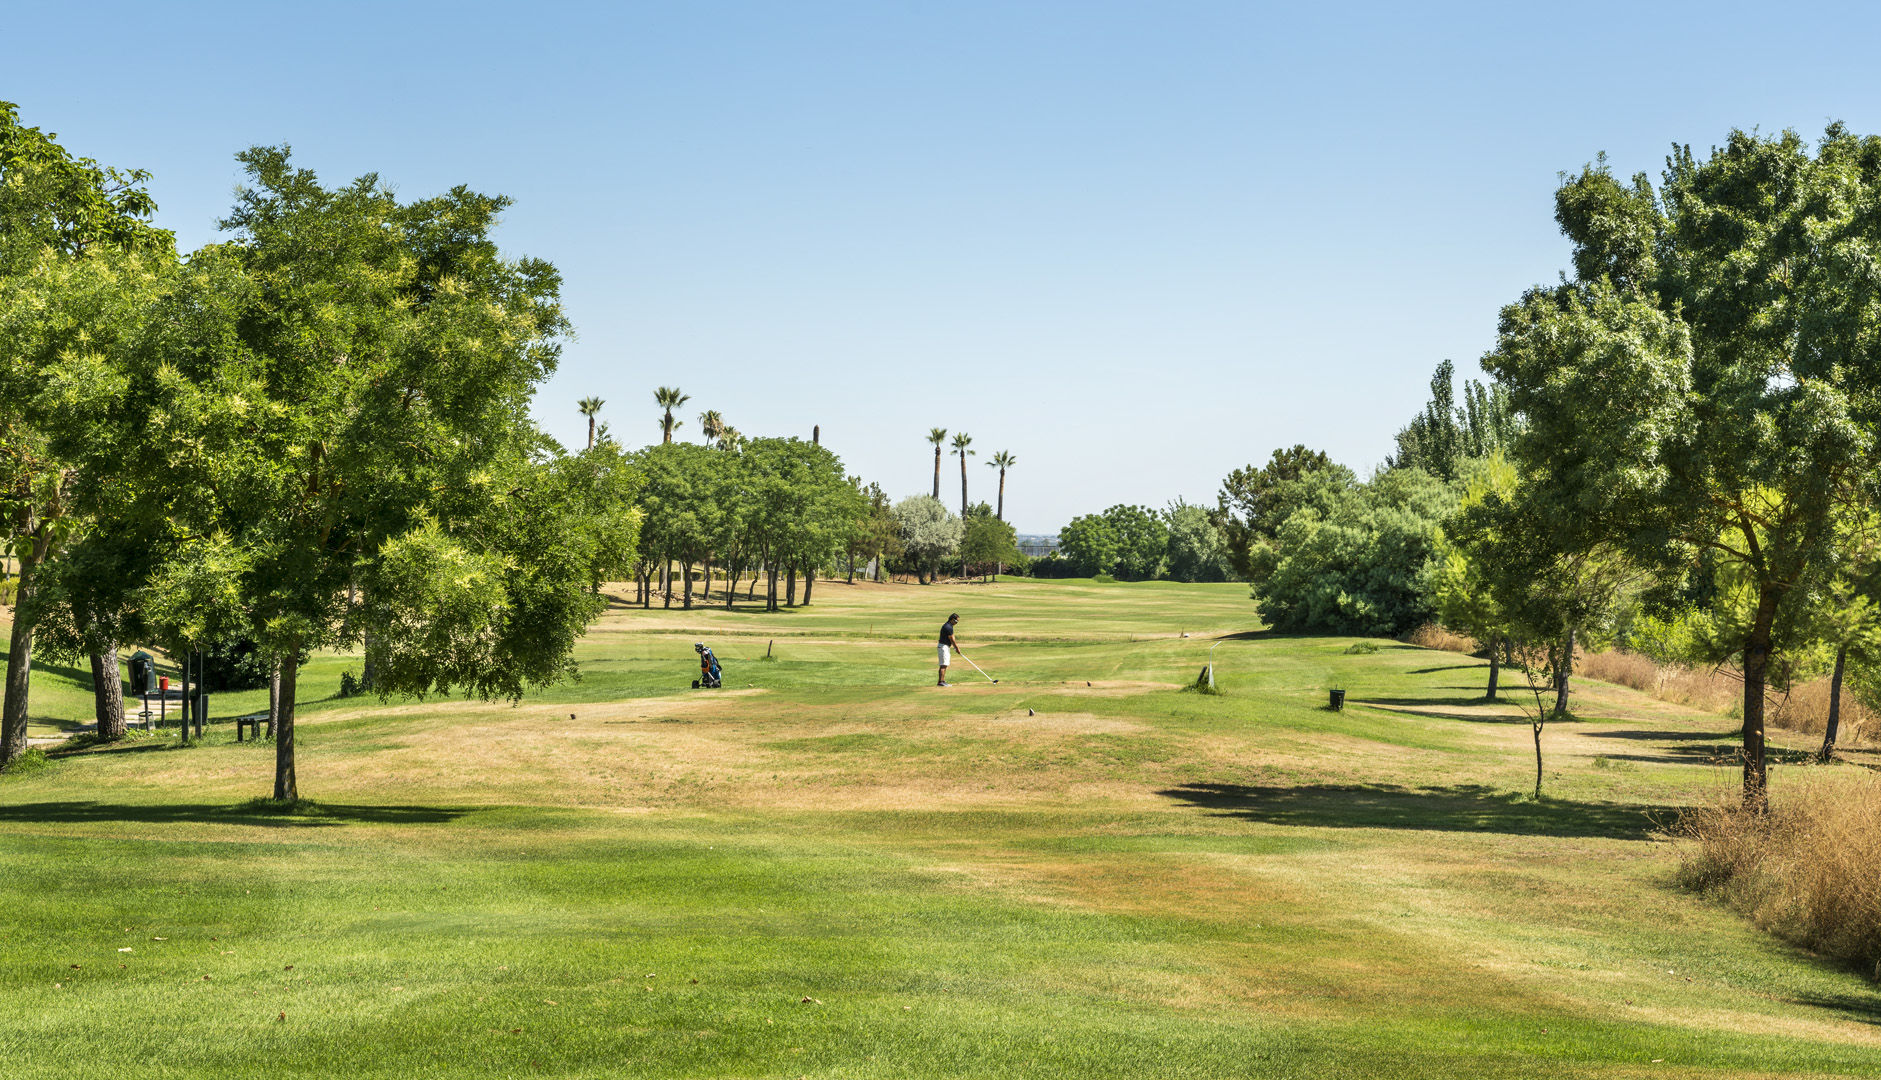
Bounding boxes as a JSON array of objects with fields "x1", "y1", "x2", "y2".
[{"x1": 960, "y1": 654, "x2": 998, "y2": 684}]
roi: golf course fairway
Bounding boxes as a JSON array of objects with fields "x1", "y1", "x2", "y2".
[{"x1": 4, "y1": 577, "x2": 1879, "y2": 1078}]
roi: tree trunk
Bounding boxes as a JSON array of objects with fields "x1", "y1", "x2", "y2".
[
  {"x1": 847, "y1": 552, "x2": 855, "y2": 584},
  {"x1": 1550, "y1": 628, "x2": 1575, "y2": 720},
  {"x1": 268, "y1": 656, "x2": 282, "y2": 737},
  {"x1": 587, "y1": 415, "x2": 596, "y2": 450},
  {"x1": 703, "y1": 561, "x2": 713, "y2": 603},
  {"x1": 803, "y1": 569, "x2": 815, "y2": 606},
  {"x1": 749, "y1": 570, "x2": 759, "y2": 600},
  {"x1": 361, "y1": 627, "x2": 377, "y2": 691},
  {"x1": 767, "y1": 566, "x2": 778, "y2": 611},
  {"x1": 683, "y1": 560, "x2": 693, "y2": 609},
  {"x1": 274, "y1": 645, "x2": 300, "y2": 801},
  {"x1": 1533, "y1": 719, "x2": 1544, "y2": 801},
  {"x1": 960, "y1": 457, "x2": 969, "y2": 519},
  {"x1": 933, "y1": 447, "x2": 941, "y2": 499},
  {"x1": 179, "y1": 647, "x2": 192, "y2": 744},
  {"x1": 91, "y1": 642, "x2": 126, "y2": 741},
  {"x1": 1820, "y1": 643, "x2": 1848, "y2": 761},
  {"x1": 0, "y1": 549, "x2": 44, "y2": 764},
  {"x1": 1742, "y1": 587, "x2": 1779, "y2": 811},
  {"x1": 663, "y1": 561, "x2": 673, "y2": 609},
  {"x1": 1484, "y1": 643, "x2": 1500, "y2": 702},
  {"x1": 786, "y1": 568, "x2": 797, "y2": 607},
  {"x1": 997, "y1": 469, "x2": 1006, "y2": 521}
]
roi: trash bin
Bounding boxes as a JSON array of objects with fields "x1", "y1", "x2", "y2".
[
  {"x1": 128, "y1": 651, "x2": 157, "y2": 695},
  {"x1": 1329, "y1": 689, "x2": 1346, "y2": 711}
]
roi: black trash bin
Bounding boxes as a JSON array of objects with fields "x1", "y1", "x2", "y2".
[{"x1": 1328, "y1": 689, "x2": 1346, "y2": 711}]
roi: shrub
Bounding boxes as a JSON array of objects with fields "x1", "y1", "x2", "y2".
[
  {"x1": 1, "y1": 747, "x2": 50, "y2": 775},
  {"x1": 1677, "y1": 769, "x2": 1881, "y2": 978}
]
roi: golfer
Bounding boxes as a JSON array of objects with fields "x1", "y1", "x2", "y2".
[{"x1": 937, "y1": 613, "x2": 961, "y2": 687}]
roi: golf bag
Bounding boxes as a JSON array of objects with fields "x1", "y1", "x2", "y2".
[{"x1": 693, "y1": 644, "x2": 722, "y2": 689}]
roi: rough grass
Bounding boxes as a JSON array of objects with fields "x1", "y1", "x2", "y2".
[
  {"x1": 1407, "y1": 623, "x2": 1875, "y2": 746},
  {"x1": 5, "y1": 578, "x2": 1881, "y2": 1077},
  {"x1": 1678, "y1": 769, "x2": 1881, "y2": 981}
]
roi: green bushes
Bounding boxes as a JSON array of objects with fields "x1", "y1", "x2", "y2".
[{"x1": 1252, "y1": 467, "x2": 1454, "y2": 637}]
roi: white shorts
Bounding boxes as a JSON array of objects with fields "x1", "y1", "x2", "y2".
[{"x1": 938, "y1": 644, "x2": 951, "y2": 666}]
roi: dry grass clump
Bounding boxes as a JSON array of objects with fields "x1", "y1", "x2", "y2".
[
  {"x1": 1402, "y1": 624, "x2": 1476, "y2": 654},
  {"x1": 1410, "y1": 620, "x2": 1874, "y2": 745},
  {"x1": 1577, "y1": 651, "x2": 1742, "y2": 715},
  {"x1": 1771, "y1": 678, "x2": 1877, "y2": 745},
  {"x1": 1677, "y1": 769, "x2": 1881, "y2": 979}
]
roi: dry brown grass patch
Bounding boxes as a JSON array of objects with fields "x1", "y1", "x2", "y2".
[{"x1": 1678, "y1": 768, "x2": 1881, "y2": 979}]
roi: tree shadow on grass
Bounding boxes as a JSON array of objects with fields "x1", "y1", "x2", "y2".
[
  {"x1": 0, "y1": 800, "x2": 471, "y2": 829},
  {"x1": 1155, "y1": 782, "x2": 1678, "y2": 840},
  {"x1": 1585, "y1": 729, "x2": 1737, "y2": 743}
]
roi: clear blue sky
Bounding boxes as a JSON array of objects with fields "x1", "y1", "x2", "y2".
[{"x1": 11, "y1": 1, "x2": 1881, "y2": 532}]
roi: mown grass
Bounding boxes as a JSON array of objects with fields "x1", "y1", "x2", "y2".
[{"x1": 5, "y1": 577, "x2": 1881, "y2": 1077}]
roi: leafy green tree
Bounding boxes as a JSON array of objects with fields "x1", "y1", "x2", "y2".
[
  {"x1": 1057, "y1": 513, "x2": 1119, "y2": 578},
  {"x1": 892, "y1": 496, "x2": 962, "y2": 585},
  {"x1": 1255, "y1": 468, "x2": 1454, "y2": 636},
  {"x1": 115, "y1": 147, "x2": 616, "y2": 800},
  {"x1": 961, "y1": 511, "x2": 1020, "y2": 581},
  {"x1": 848, "y1": 481, "x2": 900, "y2": 582},
  {"x1": 1104, "y1": 505, "x2": 1168, "y2": 581},
  {"x1": 1213, "y1": 446, "x2": 1354, "y2": 584},
  {"x1": 1164, "y1": 500, "x2": 1232, "y2": 583},
  {"x1": 0, "y1": 102, "x2": 172, "y2": 761},
  {"x1": 1429, "y1": 455, "x2": 1517, "y2": 698},
  {"x1": 636, "y1": 443, "x2": 724, "y2": 609},
  {"x1": 1488, "y1": 127, "x2": 1881, "y2": 806},
  {"x1": 1391, "y1": 360, "x2": 1518, "y2": 480}
]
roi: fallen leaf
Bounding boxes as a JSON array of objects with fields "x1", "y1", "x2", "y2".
[
  {"x1": 152, "y1": 937, "x2": 167, "y2": 941},
  {"x1": 284, "y1": 965, "x2": 293, "y2": 971},
  {"x1": 69, "y1": 965, "x2": 80, "y2": 970},
  {"x1": 118, "y1": 948, "x2": 132, "y2": 953},
  {"x1": 511, "y1": 1028, "x2": 522, "y2": 1034},
  {"x1": 278, "y1": 1012, "x2": 286, "y2": 1022}
]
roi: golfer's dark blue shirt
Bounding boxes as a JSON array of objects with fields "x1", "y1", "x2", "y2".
[{"x1": 939, "y1": 622, "x2": 957, "y2": 647}]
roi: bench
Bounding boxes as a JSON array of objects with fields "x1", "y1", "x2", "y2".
[{"x1": 234, "y1": 713, "x2": 271, "y2": 742}]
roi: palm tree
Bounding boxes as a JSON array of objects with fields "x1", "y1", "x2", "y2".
[
  {"x1": 988, "y1": 450, "x2": 1016, "y2": 521},
  {"x1": 655, "y1": 387, "x2": 690, "y2": 443},
  {"x1": 700, "y1": 410, "x2": 726, "y2": 447},
  {"x1": 927, "y1": 428, "x2": 947, "y2": 498},
  {"x1": 952, "y1": 431, "x2": 974, "y2": 518},
  {"x1": 578, "y1": 397, "x2": 604, "y2": 450},
  {"x1": 718, "y1": 426, "x2": 746, "y2": 452}
]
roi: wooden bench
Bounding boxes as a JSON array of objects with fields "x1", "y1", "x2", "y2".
[{"x1": 234, "y1": 713, "x2": 271, "y2": 742}]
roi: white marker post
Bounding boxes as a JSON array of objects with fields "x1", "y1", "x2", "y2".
[{"x1": 1207, "y1": 640, "x2": 1223, "y2": 689}]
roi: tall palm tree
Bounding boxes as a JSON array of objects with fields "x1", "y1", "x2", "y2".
[
  {"x1": 988, "y1": 450, "x2": 1016, "y2": 521},
  {"x1": 655, "y1": 387, "x2": 690, "y2": 443},
  {"x1": 718, "y1": 426, "x2": 746, "y2": 452},
  {"x1": 952, "y1": 432, "x2": 974, "y2": 518},
  {"x1": 927, "y1": 428, "x2": 948, "y2": 498},
  {"x1": 578, "y1": 397, "x2": 604, "y2": 450},
  {"x1": 699, "y1": 410, "x2": 726, "y2": 447}
]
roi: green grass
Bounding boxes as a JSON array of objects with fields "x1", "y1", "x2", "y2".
[{"x1": 5, "y1": 577, "x2": 1881, "y2": 1077}]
